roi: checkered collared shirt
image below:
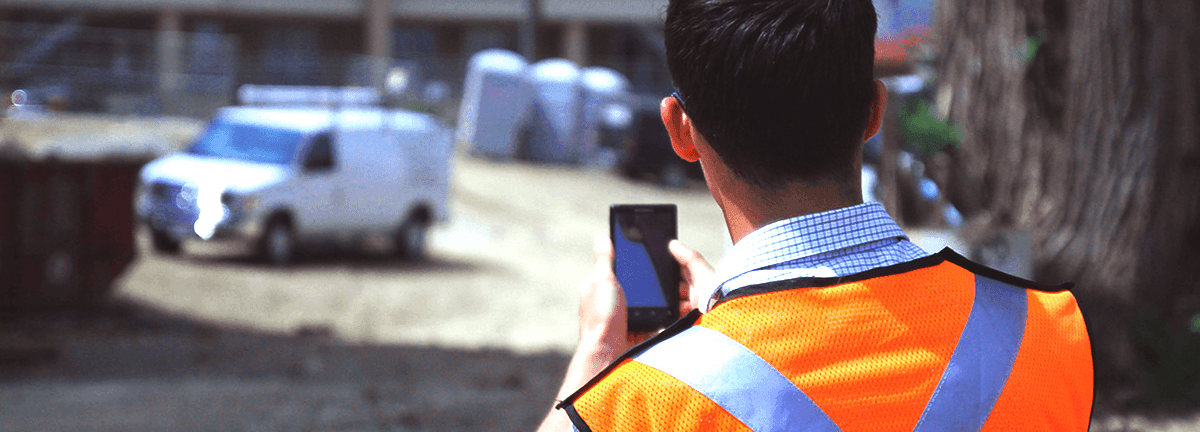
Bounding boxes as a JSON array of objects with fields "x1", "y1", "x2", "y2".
[{"x1": 700, "y1": 202, "x2": 930, "y2": 312}]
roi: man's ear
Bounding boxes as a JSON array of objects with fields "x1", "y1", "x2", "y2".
[
  {"x1": 661, "y1": 96, "x2": 700, "y2": 162},
  {"x1": 863, "y1": 80, "x2": 887, "y2": 141}
]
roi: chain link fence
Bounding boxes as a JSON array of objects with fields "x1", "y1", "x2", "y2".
[
  {"x1": 0, "y1": 20, "x2": 239, "y2": 117},
  {"x1": 0, "y1": 20, "x2": 471, "y2": 121}
]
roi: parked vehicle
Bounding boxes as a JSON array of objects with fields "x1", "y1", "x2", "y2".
[
  {"x1": 619, "y1": 94, "x2": 703, "y2": 187},
  {"x1": 135, "y1": 86, "x2": 452, "y2": 265}
]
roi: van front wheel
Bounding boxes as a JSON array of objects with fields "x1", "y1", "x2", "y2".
[
  {"x1": 150, "y1": 228, "x2": 182, "y2": 255},
  {"x1": 260, "y1": 219, "x2": 294, "y2": 266},
  {"x1": 395, "y1": 217, "x2": 429, "y2": 261}
]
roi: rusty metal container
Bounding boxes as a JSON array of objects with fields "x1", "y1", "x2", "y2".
[
  {"x1": 0, "y1": 113, "x2": 200, "y2": 311},
  {"x1": 0, "y1": 159, "x2": 146, "y2": 310}
]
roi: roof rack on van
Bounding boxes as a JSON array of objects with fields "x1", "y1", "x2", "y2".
[{"x1": 237, "y1": 85, "x2": 382, "y2": 107}]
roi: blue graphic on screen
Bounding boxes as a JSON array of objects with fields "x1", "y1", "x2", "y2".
[{"x1": 613, "y1": 217, "x2": 669, "y2": 307}]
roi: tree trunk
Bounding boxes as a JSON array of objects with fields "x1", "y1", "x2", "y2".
[{"x1": 936, "y1": 0, "x2": 1200, "y2": 407}]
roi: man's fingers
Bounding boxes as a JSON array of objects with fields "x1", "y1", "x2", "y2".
[
  {"x1": 669, "y1": 239, "x2": 715, "y2": 310},
  {"x1": 669, "y1": 239, "x2": 714, "y2": 278},
  {"x1": 593, "y1": 234, "x2": 616, "y2": 279},
  {"x1": 583, "y1": 234, "x2": 623, "y2": 318},
  {"x1": 594, "y1": 234, "x2": 614, "y2": 265}
]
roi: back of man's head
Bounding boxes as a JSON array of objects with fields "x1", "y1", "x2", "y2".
[{"x1": 664, "y1": 0, "x2": 878, "y2": 188}]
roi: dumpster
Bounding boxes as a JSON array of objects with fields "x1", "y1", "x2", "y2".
[
  {"x1": 0, "y1": 159, "x2": 145, "y2": 310},
  {"x1": 0, "y1": 114, "x2": 193, "y2": 311},
  {"x1": 578, "y1": 67, "x2": 634, "y2": 167},
  {"x1": 525, "y1": 58, "x2": 583, "y2": 163},
  {"x1": 456, "y1": 49, "x2": 532, "y2": 159}
]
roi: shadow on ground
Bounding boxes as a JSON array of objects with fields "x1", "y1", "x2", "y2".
[
  {"x1": 183, "y1": 250, "x2": 491, "y2": 275},
  {"x1": 0, "y1": 298, "x2": 569, "y2": 432}
]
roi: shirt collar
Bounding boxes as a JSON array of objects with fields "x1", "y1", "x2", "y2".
[{"x1": 700, "y1": 202, "x2": 908, "y2": 310}]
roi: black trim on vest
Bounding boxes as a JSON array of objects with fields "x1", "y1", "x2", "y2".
[
  {"x1": 713, "y1": 247, "x2": 1075, "y2": 309},
  {"x1": 556, "y1": 308, "x2": 703, "y2": 409},
  {"x1": 564, "y1": 405, "x2": 593, "y2": 432},
  {"x1": 1070, "y1": 279, "x2": 1099, "y2": 430},
  {"x1": 935, "y1": 247, "x2": 1074, "y2": 292}
]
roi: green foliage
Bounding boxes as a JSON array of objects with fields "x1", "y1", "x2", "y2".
[
  {"x1": 1128, "y1": 308, "x2": 1200, "y2": 409},
  {"x1": 898, "y1": 99, "x2": 962, "y2": 157},
  {"x1": 1020, "y1": 31, "x2": 1045, "y2": 65},
  {"x1": 396, "y1": 100, "x2": 439, "y2": 115}
]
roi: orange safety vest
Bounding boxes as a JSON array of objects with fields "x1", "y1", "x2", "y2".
[{"x1": 560, "y1": 249, "x2": 1093, "y2": 432}]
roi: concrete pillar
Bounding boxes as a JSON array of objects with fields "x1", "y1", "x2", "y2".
[
  {"x1": 365, "y1": 0, "x2": 393, "y2": 88},
  {"x1": 521, "y1": 0, "x2": 541, "y2": 61},
  {"x1": 564, "y1": 20, "x2": 588, "y2": 66},
  {"x1": 156, "y1": 9, "x2": 184, "y2": 96}
]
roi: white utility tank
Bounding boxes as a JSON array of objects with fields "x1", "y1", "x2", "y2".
[
  {"x1": 525, "y1": 58, "x2": 583, "y2": 163},
  {"x1": 578, "y1": 67, "x2": 633, "y2": 167},
  {"x1": 456, "y1": 49, "x2": 532, "y2": 159}
]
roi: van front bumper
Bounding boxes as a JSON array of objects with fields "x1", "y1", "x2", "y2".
[{"x1": 140, "y1": 184, "x2": 264, "y2": 244}]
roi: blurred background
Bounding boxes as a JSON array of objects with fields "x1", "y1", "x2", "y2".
[{"x1": 0, "y1": 0, "x2": 1197, "y2": 430}]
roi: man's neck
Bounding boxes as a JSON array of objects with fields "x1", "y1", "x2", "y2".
[
  {"x1": 710, "y1": 171, "x2": 864, "y2": 244},
  {"x1": 684, "y1": 125, "x2": 865, "y2": 244}
]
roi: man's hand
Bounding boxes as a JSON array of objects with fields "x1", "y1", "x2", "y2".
[
  {"x1": 539, "y1": 235, "x2": 631, "y2": 432},
  {"x1": 537, "y1": 236, "x2": 715, "y2": 432},
  {"x1": 577, "y1": 234, "x2": 634, "y2": 363},
  {"x1": 579, "y1": 237, "x2": 717, "y2": 350}
]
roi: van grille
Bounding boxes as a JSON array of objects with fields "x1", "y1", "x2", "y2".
[{"x1": 146, "y1": 181, "x2": 198, "y2": 227}]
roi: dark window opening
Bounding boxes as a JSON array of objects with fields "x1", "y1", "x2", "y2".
[{"x1": 303, "y1": 132, "x2": 336, "y2": 172}]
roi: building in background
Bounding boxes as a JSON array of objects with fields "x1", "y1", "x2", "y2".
[{"x1": 0, "y1": 0, "x2": 674, "y2": 116}]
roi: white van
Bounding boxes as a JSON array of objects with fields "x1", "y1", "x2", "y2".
[{"x1": 135, "y1": 89, "x2": 452, "y2": 265}]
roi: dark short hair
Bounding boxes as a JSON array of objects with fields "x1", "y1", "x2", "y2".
[{"x1": 664, "y1": 0, "x2": 877, "y2": 187}]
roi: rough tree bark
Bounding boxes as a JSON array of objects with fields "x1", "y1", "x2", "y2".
[{"x1": 936, "y1": 0, "x2": 1200, "y2": 405}]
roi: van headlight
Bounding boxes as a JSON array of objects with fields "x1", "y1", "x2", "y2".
[{"x1": 220, "y1": 192, "x2": 258, "y2": 214}]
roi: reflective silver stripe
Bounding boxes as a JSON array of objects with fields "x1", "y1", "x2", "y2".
[
  {"x1": 632, "y1": 326, "x2": 842, "y2": 432},
  {"x1": 913, "y1": 275, "x2": 1027, "y2": 432}
]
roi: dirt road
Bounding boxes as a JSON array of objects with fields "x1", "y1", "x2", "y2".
[
  {"x1": 119, "y1": 154, "x2": 730, "y2": 353},
  {"x1": 1, "y1": 154, "x2": 729, "y2": 432}
]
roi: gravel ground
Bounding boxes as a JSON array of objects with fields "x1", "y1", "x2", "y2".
[
  {"x1": 0, "y1": 114, "x2": 203, "y2": 160},
  {"x1": 1, "y1": 308, "x2": 571, "y2": 432},
  {"x1": 118, "y1": 154, "x2": 731, "y2": 353},
  {"x1": 0, "y1": 152, "x2": 729, "y2": 431}
]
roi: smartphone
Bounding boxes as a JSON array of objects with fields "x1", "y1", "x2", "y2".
[{"x1": 610, "y1": 204, "x2": 680, "y2": 332}]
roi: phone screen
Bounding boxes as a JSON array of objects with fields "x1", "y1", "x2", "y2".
[{"x1": 611, "y1": 204, "x2": 678, "y2": 330}]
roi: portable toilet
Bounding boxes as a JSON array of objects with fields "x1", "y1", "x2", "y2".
[
  {"x1": 578, "y1": 67, "x2": 634, "y2": 167},
  {"x1": 525, "y1": 58, "x2": 583, "y2": 163},
  {"x1": 456, "y1": 49, "x2": 532, "y2": 159}
]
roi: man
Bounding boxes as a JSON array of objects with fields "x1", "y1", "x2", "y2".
[{"x1": 539, "y1": 0, "x2": 1093, "y2": 430}]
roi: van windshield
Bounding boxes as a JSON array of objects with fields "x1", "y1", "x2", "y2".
[{"x1": 187, "y1": 121, "x2": 305, "y2": 165}]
